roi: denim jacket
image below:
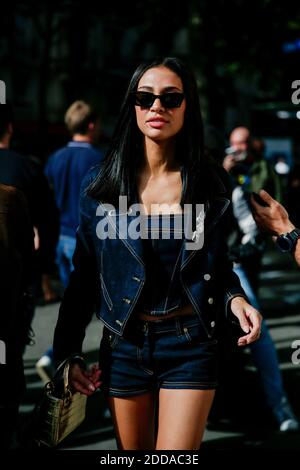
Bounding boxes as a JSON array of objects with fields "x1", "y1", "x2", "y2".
[{"x1": 53, "y1": 164, "x2": 246, "y2": 362}]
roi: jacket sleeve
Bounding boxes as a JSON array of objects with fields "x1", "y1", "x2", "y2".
[
  {"x1": 221, "y1": 246, "x2": 249, "y2": 326},
  {"x1": 52, "y1": 175, "x2": 99, "y2": 364},
  {"x1": 214, "y1": 169, "x2": 250, "y2": 325}
]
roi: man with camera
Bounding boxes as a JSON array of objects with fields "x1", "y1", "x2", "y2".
[
  {"x1": 224, "y1": 127, "x2": 281, "y2": 291},
  {"x1": 222, "y1": 127, "x2": 299, "y2": 433},
  {"x1": 224, "y1": 127, "x2": 281, "y2": 200}
]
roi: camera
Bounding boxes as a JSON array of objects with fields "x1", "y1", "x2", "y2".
[{"x1": 225, "y1": 146, "x2": 248, "y2": 162}]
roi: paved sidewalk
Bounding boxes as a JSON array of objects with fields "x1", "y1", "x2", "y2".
[{"x1": 19, "y1": 246, "x2": 300, "y2": 450}]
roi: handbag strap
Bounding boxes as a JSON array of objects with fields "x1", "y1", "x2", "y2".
[
  {"x1": 52, "y1": 354, "x2": 85, "y2": 395},
  {"x1": 63, "y1": 360, "x2": 71, "y2": 392}
]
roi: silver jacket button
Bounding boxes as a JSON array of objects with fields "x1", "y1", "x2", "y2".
[
  {"x1": 210, "y1": 321, "x2": 216, "y2": 327},
  {"x1": 208, "y1": 297, "x2": 214, "y2": 305},
  {"x1": 204, "y1": 274, "x2": 211, "y2": 281}
]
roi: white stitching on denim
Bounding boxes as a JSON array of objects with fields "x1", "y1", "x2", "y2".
[
  {"x1": 136, "y1": 347, "x2": 154, "y2": 375},
  {"x1": 149, "y1": 321, "x2": 201, "y2": 335},
  {"x1": 162, "y1": 238, "x2": 185, "y2": 312},
  {"x1": 108, "y1": 387, "x2": 151, "y2": 393},
  {"x1": 175, "y1": 318, "x2": 182, "y2": 337},
  {"x1": 103, "y1": 208, "x2": 145, "y2": 266},
  {"x1": 161, "y1": 381, "x2": 217, "y2": 386},
  {"x1": 180, "y1": 278, "x2": 211, "y2": 338},
  {"x1": 100, "y1": 272, "x2": 113, "y2": 310},
  {"x1": 183, "y1": 327, "x2": 191, "y2": 342}
]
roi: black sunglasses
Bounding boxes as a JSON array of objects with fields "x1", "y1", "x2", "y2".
[{"x1": 132, "y1": 91, "x2": 185, "y2": 109}]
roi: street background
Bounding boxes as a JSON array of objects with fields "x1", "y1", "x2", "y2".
[{"x1": 1, "y1": 0, "x2": 300, "y2": 453}]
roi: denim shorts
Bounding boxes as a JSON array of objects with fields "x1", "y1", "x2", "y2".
[{"x1": 98, "y1": 313, "x2": 218, "y2": 397}]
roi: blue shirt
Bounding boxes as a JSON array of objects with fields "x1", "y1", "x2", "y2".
[{"x1": 45, "y1": 141, "x2": 103, "y2": 237}]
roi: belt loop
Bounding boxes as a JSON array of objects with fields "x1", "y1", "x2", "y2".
[
  {"x1": 142, "y1": 321, "x2": 149, "y2": 335},
  {"x1": 175, "y1": 317, "x2": 182, "y2": 336}
]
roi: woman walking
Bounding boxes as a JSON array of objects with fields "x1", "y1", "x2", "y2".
[{"x1": 53, "y1": 57, "x2": 261, "y2": 450}]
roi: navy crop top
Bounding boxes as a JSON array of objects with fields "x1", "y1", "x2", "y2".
[{"x1": 135, "y1": 213, "x2": 189, "y2": 316}]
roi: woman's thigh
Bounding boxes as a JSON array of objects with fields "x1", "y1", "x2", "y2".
[
  {"x1": 156, "y1": 388, "x2": 215, "y2": 450},
  {"x1": 107, "y1": 391, "x2": 157, "y2": 450}
]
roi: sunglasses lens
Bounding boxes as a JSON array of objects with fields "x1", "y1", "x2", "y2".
[
  {"x1": 134, "y1": 92, "x2": 154, "y2": 107},
  {"x1": 133, "y1": 92, "x2": 184, "y2": 108},
  {"x1": 161, "y1": 93, "x2": 184, "y2": 108}
]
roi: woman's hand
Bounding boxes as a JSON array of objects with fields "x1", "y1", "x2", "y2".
[
  {"x1": 230, "y1": 296, "x2": 262, "y2": 346},
  {"x1": 69, "y1": 362, "x2": 102, "y2": 396}
]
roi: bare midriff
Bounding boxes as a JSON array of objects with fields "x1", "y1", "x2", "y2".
[{"x1": 135, "y1": 303, "x2": 196, "y2": 321}]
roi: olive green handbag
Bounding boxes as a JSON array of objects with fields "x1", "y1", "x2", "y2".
[{"x1": 33, "y1": 354, "x2": 87, "y2": 447}]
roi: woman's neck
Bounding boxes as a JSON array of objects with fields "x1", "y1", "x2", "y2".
[{"x1": 142, "y1": 138, "x2": 178, "y2": 177}]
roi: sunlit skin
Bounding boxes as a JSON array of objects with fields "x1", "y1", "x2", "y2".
[
  {"x1": 134, "y1": 66, "x2": 187, "y2": 215},
  {"x1": 135, "y1": 65, "x2": 186, "y2": 145}
]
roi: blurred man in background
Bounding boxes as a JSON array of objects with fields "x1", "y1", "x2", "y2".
[
  {"x1": 36, "y1": 100, "x2": 104, "y2": 381},
  {"x1": 203, "y1": 125, "x2": 299, "y2": 433},
  {"x1": 223, "y1": 126, "x2": 281, "y2": 292}
]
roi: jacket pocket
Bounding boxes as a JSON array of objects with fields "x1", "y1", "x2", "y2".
[{"x1": 100, "y1": 272, "x2": 113, "y2": 311}]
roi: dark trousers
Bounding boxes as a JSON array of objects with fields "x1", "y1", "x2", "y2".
[{"x1": 0, "y1": 404, "x2": 19, "y2": 449}]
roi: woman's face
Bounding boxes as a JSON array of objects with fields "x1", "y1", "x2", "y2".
[{"x1": 134, "y1": 66, "x2": 186, "y2": 143}]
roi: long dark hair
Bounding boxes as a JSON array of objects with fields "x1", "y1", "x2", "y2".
[{"x1": 87, "y1": 57, "x2": 213, "y2": 206}]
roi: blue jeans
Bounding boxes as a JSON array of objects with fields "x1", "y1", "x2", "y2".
[
  {"x1": 56, "y1": 235, "x2": 76, "y2": 289},
  {"x1": 234, "y1": 264, "x2": 286, "y2": 409},
  {"x1": 99, "y1": 313, "x2": 218, "y2": 397}
]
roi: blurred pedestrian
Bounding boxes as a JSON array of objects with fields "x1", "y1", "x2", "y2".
[
  {"x1": 223, "y1": 127, "x2": 281, "y2": 293},
  {"x1": 205, "y1": 126, "x2": 299, "y2": 432},
  {"x1": 0, "y1": 103, "x2": 59, "y2": 344},
  {"x1": 0, "y1": 103, "x2": 57, "y2": 447},
  {"x1": 228, "y1": 187, "x2": 299, "y2": 432},
  {"x1": 36, "y1": 100, "x2": 104, "y2": 382},
  {"x1": 53, "y1": 57, "x2": 261, "y2": 450}
]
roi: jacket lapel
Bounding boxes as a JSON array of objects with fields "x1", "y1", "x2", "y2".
[
  {"x1": 97, "y1": 167, "x2": 230, "y2": 271},
  {"x1": 180, "y1": 170, "x2": 230, "y2": 270}
]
